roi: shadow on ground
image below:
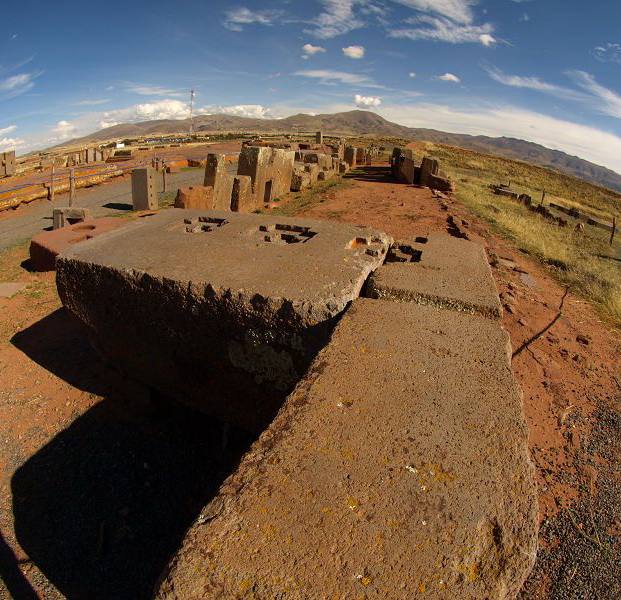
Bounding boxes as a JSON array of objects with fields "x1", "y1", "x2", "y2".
[
  {"x1": 343, "y1": 165, "x2": 394, "y2": 183},
  {"x1": 102, "y1": 202, "x2": 133, "y2": 211},
  {"x1": 10, "y1": 309, "x2": 255, "y2": 600}
]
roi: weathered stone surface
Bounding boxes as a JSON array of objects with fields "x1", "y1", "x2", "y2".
[
  {"x1": 131, "y1": 167, "x2": 157, "y2": 211},
  {"x1": 291, "y1": 171, "x2": 311, "y2": 192},
  {"x1": 315, "y1": 131, "x2": 323, "y2": 144},
  {"x1": 157, "y1": 298, "x2": 537, "y2": 599},
  {"x1": 269, "y1": 149, "x2": 295, "y2": 200},
  {"x1": 230, "y1": 175, "x2": 253, "y2": 213},
  {"x1": 30, "y1": 218, "x2": 129, "y2": 271},
  {"x1": 420, "y1": 156, "x2": 440, "y2": 187},
  {"x1": 344, "y1": 146, "x2": 357, "y2": 168},
  {"x1": 338, "y1": 161, "x2": 349, "y2": 174},
  {"x1": 237, "y1": 146, "x2": 272, "y2": 205},
  {"x1": 174, "y1": 186, "x2": 214, "y2": 210},
  {"x1": 369, "y1": 233, "x2": 502, "y2": 319},
  {"x1": 204, "y1": 154, "x2": 233, "y2": 210},
  {"x1": 398, "y1": 156, "x2": 417, "y2": 184},
  {"x1": 304, "y1": 163, "x2": 319, "y2": 184},
  {"x1": 52, "y1": 207, "x2": 93, "y2": 229},
  {"x1": 56, "y1": 210, "x2": 392, "y2": 431},
  {"x1": 1, "y1": 150, "x2": 16, "y2": 177}
]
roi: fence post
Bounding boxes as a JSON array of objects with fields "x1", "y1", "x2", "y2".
[
  {"x1": 540, "y1": 190, "x2": 546, "y2": 205},
  {"x1": 162, "y1": 163, "x2": 167, "y2": 193},
  {"x1": 610, "y1": 216, "x2": 617, "y2": 246},
  {"x1": 69, "y1": 168, "x2": 75, "y2": 206}
]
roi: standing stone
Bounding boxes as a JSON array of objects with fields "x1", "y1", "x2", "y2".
[
  {"x1": 204, "y1": 154, "x2": 233, "y2": 210},
  {"x1": 231, "y1": 175, "x2": 253, "y2": 212},
  {"x1": 269, "y1": 149, "x2": 295, "y2": 201},
  {"x1": 131, "y1": 167, "x2": 158, "y2": 211},
  {"x1": 174, "y1": 186, "x2": 214, "y2": 210},
  {"x1": 344, "y1": 147, "x2": 357, "y2": 168},
  {"x1": 315, "y1": 131, "x2": 323, "y2": 144},
  {"x1": 237, "y1": 146, "x2": 272, "y2": 208},
  {"x1": 0, "y1": 151, "x2": 15, "y2": 177},
  {"x1": 420, "y1": 156, "x2": 440, "y2": 187}
]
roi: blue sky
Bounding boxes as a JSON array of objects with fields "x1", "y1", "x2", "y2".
[{"x1": 3, "y1": 0, "x2": 621, "y2": 172}]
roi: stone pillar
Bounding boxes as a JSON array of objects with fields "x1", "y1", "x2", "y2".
[
  {"x1": 420, "y1": 156, "x2": 440, "y2": 187},
  {"x1": 204, "y1": 153, "x2": 233, "y2": 210},
  {"x1": 315, "y1": 131, "x2": 323, "y2": 144},
  {"x1": 231, "y1": 175, "x2": 253, "y2": 212},
  {"x1": 0, "y1": 151, "x2": 15, "y2": 177},
  {"x1": 131, "y1": 167, "x2": 158, "y2": 210},
  {"x1": 344, "y1": 147, "x2": 357, "y2": 168},
  {"x1": 237, "y1": 146, "x2": 272, "y2": 208}
]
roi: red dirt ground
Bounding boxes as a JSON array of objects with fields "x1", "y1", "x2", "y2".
[{"x1": 0, "y1": 162, "x2": 619, "y2": 598}]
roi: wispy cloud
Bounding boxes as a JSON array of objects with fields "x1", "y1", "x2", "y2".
[
  {"x1": 568, "y1": 70, "x2": 621, "y2": 120},
  {"x1": 392, "y1": 0, "x2": 476, "y2": 24},
  {"x1": 124, "y1": 83, "x2": 185, "y2": 97},
  {"x1": 73, "y1": 98, "x2": 111, "y2": 106},
  {"x1": 223, "y1": 7, "x2": 284, "y2": 31},
  {"x1": 0, "y1": 71, "x2": 43, "y2": 100},
  {"x1": 483, "y1": 64, "x2": 588, "y2": 102},
  {"x1": 343, "y1": 45, "x2": 365, "y2": 59},
  {"x1": 294, "y1": 69, "x2": 384, "y2": 88},
  {"x1": 0, "y1": 125, "x2": 17, "y2": 137},
  {"x1": 592, "y1": 43, "x2": 621, "y2": 64},
  {"x1": 390, "y1": 15, "x2": 495, "y2": 45},
  {"x1": 305, "y1": 0, "x2": 365, "y2": 39}
]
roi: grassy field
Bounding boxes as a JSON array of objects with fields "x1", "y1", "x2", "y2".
[
  {"x1": 417, "y1": 142, "x2": 621, "y2": 327},
  {"x1": 270, "y1": 178, "x2": 354, "y2": 217}
]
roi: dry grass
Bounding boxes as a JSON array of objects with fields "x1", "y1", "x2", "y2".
[
  {"x1": 270, "y1": 178, "x2": 355, "y2": 217},
  {"x1": 437, "y1": 154, "x2": 621, "y2": 327}
]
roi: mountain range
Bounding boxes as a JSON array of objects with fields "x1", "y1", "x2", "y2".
[{"x1": 61, "y1": 110, "x2": 621, "y2": 193}]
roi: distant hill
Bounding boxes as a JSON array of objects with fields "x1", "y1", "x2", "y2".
[{"x1": 61, "y1": 110, "x2": 621, "y2": 193}]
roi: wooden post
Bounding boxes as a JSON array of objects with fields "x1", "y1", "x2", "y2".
[
  {"x1": 610, "y1": 216, "x2": 617, "y2": 246},
  {"x1": 69, "y1": 168, "x2": 75, "y2": 206},
  {"x1": 541, "y1": 190, "x2": 546, "y2": 205},
  {"x1": 162, "y1": 164, "x2": 167, "y2": 192},
  {"x1": 50, "y1": 165, "x2": 55, "y2": 202}
]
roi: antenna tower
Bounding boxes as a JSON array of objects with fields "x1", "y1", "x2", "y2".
[{"x1": 189, "y1": 89, "x2": 195, "y2": 135}]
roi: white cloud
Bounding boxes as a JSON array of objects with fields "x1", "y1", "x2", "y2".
[
  {"x1": 0, "y1": 72, "x2": 41, "y2": 99},
  {"x1": 223, "y1": 7, "x2": 283, "y2": 31},
  {"x1": 124, "y1": 83, "x2": 184, "y2": 97},
  {"x1": 378, "y1": 101, "x2": 621, "y2": 174},
  {"x1": 0, "y1": 136, "x2": 24, "y2": 151},
  {"x1": 100, "y1": 99, "x2": 192, "y2": 128},
  {"x1": 354, "y1": 94, "x2": 381, "y2": 107},
  {"x1": 0, "y1": 125, "x2": 17, "y2": 137},
  {"x1": 294, "y1": 69, "x2": 384, "y2": 88},
  {"x1": 305, "y1": 0, "x2": 365, "y2": 39},
  {"x1": 390, "y1": 15, "x2": 494, "y2": 45},
  {"x1": 409, "y1": 71, "x2": 416, "y2": 78},
  {"x1": 438, "y1": 72, "x2": 460, "y2": 82},
  {"x1": 51, "y1": 120, "x2": 78, "y2": 140},
  {"x1": 520, "y1": 13, "x2": 530, "y2": 22},
  {"x1": 302, "y1": 43, "x2": 326, "y2": 59},
  {"x1": 207, "y1": 104, "x2": 272, "y2": 119},
  {"x1": 568, "y1": 70, "x2": 621, "y2": 120},
  {"x1": 593, "y1": 42, "x2": 621, "y2": 64},
  {"x1": 73, "y1": 99, "x2": 111, "y2": 106},
  {"x1": 391, "y1": 0, "x2": 476, "y2": 24},
  {"x1": 483, "y1": 65, "x2": 588, "y2": 102},
  {"x1": 343, "y1": 45, "x2": 365, "y2": 59}
]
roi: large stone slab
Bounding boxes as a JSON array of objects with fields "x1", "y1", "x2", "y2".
[
  {"x1": 157, "y1": 298, "x2": 537, "y2": 599},
  {"x1": 56, "y1": 210, "x2": 392, "y2": 431},
  {"x1": 368, "y1": 233, "x2": 502, "y2": 319}
]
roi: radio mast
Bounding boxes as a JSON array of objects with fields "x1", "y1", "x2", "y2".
[{"x1": 189, "y1": 89, "x2": 195, "y2": 135}]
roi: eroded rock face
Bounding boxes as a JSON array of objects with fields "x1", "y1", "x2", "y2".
[
  {"x1": 156, "y1": 299, "x2": 538, "y2": 599},
  {"x1": 56, "y1": 210, "x2": 392, "y2": 431}
]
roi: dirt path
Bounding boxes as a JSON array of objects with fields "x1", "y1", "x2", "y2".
[{"x1": 0, "y1": 164, "x2": 619, "y2": 598}]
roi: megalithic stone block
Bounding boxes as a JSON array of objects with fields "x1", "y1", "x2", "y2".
[
  {"x1": 230, "y1": 175, "x2": 253, "y2": 212},
  {"x1": 204, "y1": 153, "x2": 233, "y2": 210},
  {"x1": 174, "y1": 186, "x2": 214, "y2": 210},
  {"x1": 131, "y1": 167, "x2": 158, "y2": 211},
  {"x1": 55, "y1": 209, "x2": 392, "y2": 432},
  {"x1": 52, "y1": 207, "x2": 93, "y2": 229},
  {"x1": 344, "y1": 146, "x2": 357, "y2": 168},
  {"x1": 315, "y1": 131, "x2": 323, "y2": 144},
  {"x1": 237, "y1": 146, "x2": 272, "y2": 206}
]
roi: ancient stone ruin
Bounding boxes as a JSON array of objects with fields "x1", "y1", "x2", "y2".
[
  {"x1": 55, "y1": 208, "x2": 538, "y2": 598},
  {"x1": 0, "y1": 150, "x2": 15, "y2": 178},
  {"x1": 391, "y1": 147, "x2": 453, "y2": 192},
  {"x1": 174, "y1": 138, "x2": 349, "y2": 213}
]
